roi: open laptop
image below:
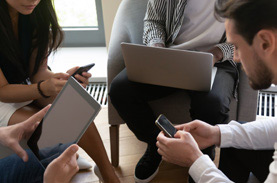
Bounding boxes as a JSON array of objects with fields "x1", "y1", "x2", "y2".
[
  {"x1": 121, "y1": 43, "x2": 217, "y2": 92},
  {"x1": 0, "y1": 77, "x2": 101, "y2": 168}
]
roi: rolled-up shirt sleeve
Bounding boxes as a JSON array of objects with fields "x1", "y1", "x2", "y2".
[
  {"x1": 143, "y1": 0, "x2": 167, "y2": 46},
  {"x1": 215, "y1": 43, "x2": 234, "y2": 62},
  {"x1": 218, "y1": 119, "x2": 277, "y2": 150}
]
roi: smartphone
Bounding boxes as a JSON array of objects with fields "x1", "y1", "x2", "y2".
[
  {"x1": 71, "y1": 63, "x2": 95, "y2": 78},
  {"x1": 155, "y1": 114, "x2": 177, "y2": 138}
]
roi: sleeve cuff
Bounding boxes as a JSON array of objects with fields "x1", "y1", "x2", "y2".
[
  {"x1": 148, "y1": 38, "x2": 165, "y2": 47},
  {"x1": 215, "y1": 43, "x2": 234, "y2": 62},
  {"x1": 218, "y1": 123, "x2": 234, "y2": 148},
  {"x1": 189, "y1": 155, "x2": 217, "y2": 182}
]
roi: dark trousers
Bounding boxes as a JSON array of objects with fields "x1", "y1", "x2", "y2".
[
  {"x1": 219, "y1": 148, "x2": 274, "y2": 182},
  {"x1": 219, "y1": 147, "x2": 274, "y2": 182},
  {"x1": 109, "y1": 61, "x2": 236, "y2": 158}
]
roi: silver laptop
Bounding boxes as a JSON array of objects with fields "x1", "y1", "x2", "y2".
[{"x1": 121, "y1": 43, "x2": 217, "y2": 92}]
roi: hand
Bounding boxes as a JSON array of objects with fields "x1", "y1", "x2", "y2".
[
  {"x1": 207, "y1": 47, "x2": 223, "y2": 65},
  {"x1": 0, "y1": 105, "x2": 50, "y2": 162},
  {"x1": 151, "y1": 43, "x2": 165, "y2": 47},
  {"x1": 44, "y1": 144, "x2": 79, "y2": 183},
  {"x1": 67, "y1": 66, "x2": 92, "y2": 88},
  {"x1": 175, "y1": 120, "x2": 221, "y2": 149},
  {"x1": 156, "y1": 131, "x2": 203, "y2": 167},
  {"x1": 41, "y1": 73, "x2": 70, "y2": 96}
]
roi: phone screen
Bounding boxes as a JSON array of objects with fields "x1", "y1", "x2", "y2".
[{"x1": 156, "y1": 114, "x2": 177, "y2": 138}]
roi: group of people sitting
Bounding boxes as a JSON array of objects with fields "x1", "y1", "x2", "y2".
[{"x1": 0, "y1": 0, "x2": 276, "y2": 182}]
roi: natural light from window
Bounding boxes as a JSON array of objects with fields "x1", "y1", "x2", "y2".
[{"x1": 53, "y1": 0, "x2": 98, "y2": 28}]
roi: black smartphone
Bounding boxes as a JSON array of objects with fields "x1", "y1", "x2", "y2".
[
  {"x1": 155, "y1": 114, "x2": 177, "y2": 138},
  {"x1": 71, "y1": 63, "x2": 95, "y2": 78}
]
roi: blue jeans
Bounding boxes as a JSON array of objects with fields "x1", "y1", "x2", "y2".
[
  {"x1": 0, "y1": 144, "x2": 69, "y2": 183},
  {"x1": 0, "y1": 150, "x2": 44, "y2": 183}
]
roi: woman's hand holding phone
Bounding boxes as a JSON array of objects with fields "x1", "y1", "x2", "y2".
[
  {"x1": 40, "y1": 73, "x2": 70, "y2": 97},
  {"x1": 67, "y1": 64, "x2": 94, "y2": 88}
]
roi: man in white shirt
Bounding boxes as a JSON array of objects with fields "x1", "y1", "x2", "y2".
[{"x1": 156, "y1": 0, "x2": 277, "y2": 182}]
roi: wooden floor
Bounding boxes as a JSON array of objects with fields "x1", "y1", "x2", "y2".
[{"x1": 71, "y1": 107, "x2": 219, "y2": 183}]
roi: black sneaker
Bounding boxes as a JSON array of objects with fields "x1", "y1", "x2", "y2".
[{"x1": 134, "y1": 144, "x2": 162, "y2": 182}]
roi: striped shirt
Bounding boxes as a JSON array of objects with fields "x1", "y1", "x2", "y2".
[
  {"x1": 143, "y1": 0, "x2": 238, "y2": 97},
  {"x1": 143, "y1": 0, "x2": 236, "y2": 62}
]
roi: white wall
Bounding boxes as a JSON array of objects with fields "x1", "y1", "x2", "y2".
[{"x1": 101, "y1": 0, "x2": 122, "y2": 49}]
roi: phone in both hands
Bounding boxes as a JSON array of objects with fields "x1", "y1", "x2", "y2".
[
  {"x1": 71, "y1": 63, "x2": 95, "y2": 79},
  {"x1": 155, "y1": 114, "x2": 177, "y2": 138}
]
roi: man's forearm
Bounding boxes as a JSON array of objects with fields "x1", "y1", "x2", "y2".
[{"x1": 219, "y1": 119, "x2": 277, "y2": 150}]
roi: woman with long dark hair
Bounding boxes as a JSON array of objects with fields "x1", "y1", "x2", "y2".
[{"x1": 0, "y1": 0, "x2": 119, "y2": 182}]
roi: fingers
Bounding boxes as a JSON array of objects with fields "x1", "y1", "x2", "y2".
[
  {"x1": 8, "y1": 140, "x2": 28, "y2": 162},
  {"x1": 74, "y1": 74, "x2": 88, "y2": 85},
  {"x1": 74, "y1": 72, "x2": 91, "y2": 86},
  {"x1": 174, "y1": 130, "x2": 194, "y2": 143},
  {"x1": 174, "y1": 124, "x2": 184, "y2": 131},
  {"x1": 76, "y1": 72, "x2": 91, "y2": 79},
  {"x1": 53, "y1": 72, "x2": 70, "y2": 80},
  {"x1": 183, "y1": 121, "x2": 202, "y2": 132},
  {"x1": 174, "y1": 130, "x2": 182, "y2": 138},
  {"x1": 67, "y1": 66, "x2": 80, "y2": 75},
  {"x1": 157, "y1": 143, "x2": 166, "y2": 156},
  {"x1": 156, "y1": 139, "x2": 167, "y2": 151},
  {"x1": 57, "y1": 144, "x2": 79, "y2": 164},
  {"x1": 25, "y1": 105, "x2": 51, "y2": 127},
  {"x1": 156, "y1": 131, "x2": 167, "y2": 142},
  {"x1": 174, "y1": 123, "x2": 192, "y2": 131}
]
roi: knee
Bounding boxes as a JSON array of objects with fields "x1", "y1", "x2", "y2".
[
  {"x1": 109, "y1": 78, "x2": 123, "y2": 102},
  {"x1": 191, "y1": 94, "x2": 230, "y2": 123},
  {"x1": 109, "y1": 76, "x2": 132, "y2": 103},
  {"x1": 206, "y1": 94, "x2": 229, "y2": 113}
]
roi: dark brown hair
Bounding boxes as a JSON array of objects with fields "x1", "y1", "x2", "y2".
[
  {"x1": 215, "y1": 0, "x2": 277, "y2": 45},
  {"x1": 0, "y1": 0, "x2": 63, "y2": 84}
]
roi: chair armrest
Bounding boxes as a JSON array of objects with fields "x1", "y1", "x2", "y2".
[
  {"x1": 237, "y1": 65, "x2": 258, "y2": 122},
  {"x1": 107, "y1": 0, "x2": 148, "y2": 87}
]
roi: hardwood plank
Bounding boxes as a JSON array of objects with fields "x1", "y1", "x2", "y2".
[{"x1": 71, "y1": 107, "x2": 220, "y2": 183}]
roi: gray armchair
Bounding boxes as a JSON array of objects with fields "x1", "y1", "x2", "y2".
[{"x1": 107, "y1": 0, "x2": 258, "y2": 167}]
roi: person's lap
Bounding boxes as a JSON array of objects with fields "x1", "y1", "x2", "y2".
[{"x1": 109, "y1": 61, "x2": 237, "y2": 144}]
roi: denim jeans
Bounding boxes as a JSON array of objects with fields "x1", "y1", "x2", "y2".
[
  {"x1": 0, "y1": 150, "x2": 44, "y2": 183},
  {"x1": 0, "y1": 143, "x2": 70, "y2": 183}
]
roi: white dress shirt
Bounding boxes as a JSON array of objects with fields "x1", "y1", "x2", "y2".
[{"x1": 189, "y1": 118, "x2": 277, "y2": 182}]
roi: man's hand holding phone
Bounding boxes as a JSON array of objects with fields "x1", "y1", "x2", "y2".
[
  {"x1": 175, "y1": 120, "x2": 221, "y2": 149},
  {"x1": 156, "y1": 130, "x2": 203, "y2": 167},
  {"x1": 155, "y1": 114, "x2": 203, "y2": 167}
]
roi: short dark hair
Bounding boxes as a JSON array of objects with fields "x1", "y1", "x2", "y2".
[{"x1": 215, "y1": 0, "x2": 277, "y2": 45}]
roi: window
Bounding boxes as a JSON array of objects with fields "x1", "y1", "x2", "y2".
[{"x1": 54, "y1": 0, "x2": 106, "y2": 47}]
